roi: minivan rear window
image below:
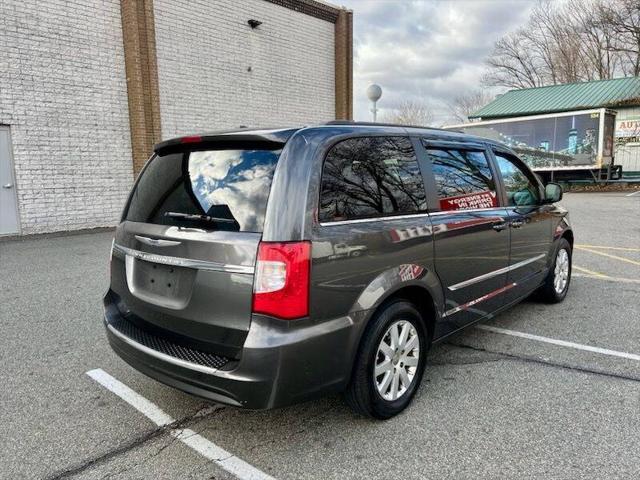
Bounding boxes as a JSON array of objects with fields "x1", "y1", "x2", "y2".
[{"x1": 124, "y1": 149, "x2": 281, "y2": 232}]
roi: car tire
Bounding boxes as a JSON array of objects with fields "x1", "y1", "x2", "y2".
[
  {"x1": 537, "y1": 238, "x2": 572, "y2": 303},
  {"x1": 345, "y1": 300, "x2": 428, "y2": 419}
]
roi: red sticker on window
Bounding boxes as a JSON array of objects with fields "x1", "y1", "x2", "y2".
[{"x1": 439, "y1": 191, "x2": 497, "y2": 211}]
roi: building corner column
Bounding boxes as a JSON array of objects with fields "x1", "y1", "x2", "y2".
[
  {"x1": 334, "y1": 8, "x2": 353, "y2": 120},
  {"x1": 120, "y1": 0, "x2": 162, "y2": 176}
]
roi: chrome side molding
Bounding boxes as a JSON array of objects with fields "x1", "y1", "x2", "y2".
[
  {"x1": 448, "y1": 253, "x2": 546, "y2": 291},
  {"x1": 444, "y1": 282, "x2": 518, "y2": 317}
]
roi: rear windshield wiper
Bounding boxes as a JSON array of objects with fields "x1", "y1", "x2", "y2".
[{"x1": 164, "y1": 212, "x2": 236, "y2": 224}]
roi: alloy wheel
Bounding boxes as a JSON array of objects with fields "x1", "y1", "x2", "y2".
[
  {"x1": 554, "y1": 248, "x2": 570, "y2": 294},
  {"x1": 374, "y1": 320, "x2": 420, "y2": 401}
]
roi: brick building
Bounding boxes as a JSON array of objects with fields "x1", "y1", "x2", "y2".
[{"x1": 0, "y1": 0, "x2": 353, "y2": 236}]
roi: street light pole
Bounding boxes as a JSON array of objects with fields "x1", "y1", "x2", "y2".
[{"x1": 366, "y1": 84, "x2": 382, "y2": 122}]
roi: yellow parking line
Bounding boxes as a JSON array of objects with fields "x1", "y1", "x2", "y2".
[
  {"x1": 573, "y1": 265, "x2": 640, "y2": 284},
  {"x1": 573, "y1": 273, "x2": 640, "y2": 285},
  {"x1": 575, "y1": 244, "x2": 640, "y2": 252},
  {"x1": 575, "y1": 246, "x2": 640, "y2": 267},
  {"x1": 573, "y1": 265, "x2": 607, "y2": 277}
]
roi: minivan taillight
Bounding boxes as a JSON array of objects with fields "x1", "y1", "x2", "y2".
[{"x1": 252, "y1": 241, "x2": 311, "y2": 320}]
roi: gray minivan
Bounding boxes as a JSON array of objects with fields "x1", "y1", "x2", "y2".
[{"x1": 104, "y1": 122, "x2": 572, "y2": 419}]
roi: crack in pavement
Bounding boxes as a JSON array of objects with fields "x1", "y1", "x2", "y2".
[
  {"x1": 45, "y1": 404, "x2": 226, "y2": 480},
  {"x1": 96, "y1": 427, "x2": 195, "y2": 480},
  {"x1": 46, "y1": 427, "x2": 166, "y2": 480},
  {"x1": 430, "y1": 357, "x2": 505, "y2": 366},
  {"x1": 446, "y1": 341, "x2": 640, "y2": 383}
]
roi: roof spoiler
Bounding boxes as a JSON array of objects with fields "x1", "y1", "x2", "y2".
[{"x1": 154, "y1": 132, "x2": 288, "y2": 156}]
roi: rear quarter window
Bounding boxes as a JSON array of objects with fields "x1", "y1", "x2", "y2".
[
  {"x1": 124, "y1": 149, "x2": 281, "y2": 232},
  {"x1": 319, "y1": 136, "x2": 427, "y2": 222}
]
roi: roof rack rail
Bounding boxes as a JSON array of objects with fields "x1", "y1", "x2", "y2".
[{"x1": 324, "y1": 120, "x2": 456, "y2": 132}]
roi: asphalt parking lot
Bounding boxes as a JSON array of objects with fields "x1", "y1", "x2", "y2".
[{"x1": 1, "y1": 191, "x2": 639, "y2": 480}]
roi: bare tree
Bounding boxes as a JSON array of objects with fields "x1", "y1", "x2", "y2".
[
  {"x1": 598, "y1": 0, "x2": 640, "y2": 76},
  {"x1": 569, "y1": 0, "x2": 620, "y2": 80},
  {"x1": 482, "y1": 30, "x2": 546, "y2": 89},
  {"x1": 382, "y1": 100, "x2": 434, "y2": 126},
  {"x1": 483, "y1": 0, "x2": 640, "y2": 89},
  {"x1": 528, "y1": 1, "x2": 585, "y2": 83},
  {"x1": 447, "y1": 90, "x2": 494, "y2": 123}
]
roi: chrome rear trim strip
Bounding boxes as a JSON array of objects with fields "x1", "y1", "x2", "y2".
[
  {"x1": 106, "y1": 321, "x2": 221, "y2": 376},
  {"x1": 112, "y1": 243, "x2": 254, "y2": 274},
  {"x1": 448, "y1": 253, "x2": 546, "y2": 291}
]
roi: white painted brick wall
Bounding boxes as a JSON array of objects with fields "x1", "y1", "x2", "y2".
[
  {"x1": 0, "y1": 0, "x2": 337, "y2": 235},
  {"x1": 0, "y1": 0, "x2": 133, "y2": 234},
  {"x1": 154, "y1": 0, "x2": 336, "y2": 138}
]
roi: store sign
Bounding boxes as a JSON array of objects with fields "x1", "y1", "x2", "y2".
[{"x1": 616, "y1": 118, "x2": 640, "y2": 144}]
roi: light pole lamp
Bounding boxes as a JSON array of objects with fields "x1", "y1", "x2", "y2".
[{"x1": 367, "y1": 84, "x2": 382, "y2": 122}]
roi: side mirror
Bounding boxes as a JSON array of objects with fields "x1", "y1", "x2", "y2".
[{"x1": 545, "y1": 182, "x2": 563, "y2": 203}]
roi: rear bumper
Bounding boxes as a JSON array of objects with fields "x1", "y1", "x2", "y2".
[{"x1": 104, "y1": 297, "x2": 364, "y2": 410}]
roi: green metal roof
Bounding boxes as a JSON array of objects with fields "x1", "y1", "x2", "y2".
[{"x1": 470, "y1": 77, "x2": 640, "y2": 119}]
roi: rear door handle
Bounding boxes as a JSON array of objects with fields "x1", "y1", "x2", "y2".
[
  {"x1": 492, "y1": 221, "x2": 508, "y2": 232},
  {"x1": 510, "y1": 219, "x2": 525, "y2": 229},
  {"x1": 135, "y1": 235, "x2": 182, "y2": 247},
  {"x1": 2, "y1": 183, "x2": 13, "y2": 189}
]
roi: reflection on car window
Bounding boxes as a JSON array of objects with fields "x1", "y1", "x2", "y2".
[
  {"x1": 427, "y1": 148, "x2": 498, "y2": 211},
  {"x1": 319, "y1": 137, "x2": 427, "y2": 222},
  {"x1": 494, "y1": 153, "x2": 540, "y2": 207},
  {"x1": 125, "y1": 149, "x2": 280, "y2": 232}
]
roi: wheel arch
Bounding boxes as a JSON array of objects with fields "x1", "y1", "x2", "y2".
[
  {"x1": 561, "y1": 228, "x2": 574, "y2": 248},
  {"x1": 353, "y1": 282, "x2": 440, "y2": 363},
  {"x1": 376, "y1": 285, "x2": 438, "y2": 342},
  {"x1": 343, "y1": 283, "x2": 439, "y2": 392}
]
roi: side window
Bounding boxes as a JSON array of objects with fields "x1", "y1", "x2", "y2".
[
  {"x1": 319, "y1": 136, "x2": 427, "y2": 222},
  {"x1": 427, "y1": 148, "x2": 498, "y2": 211},
  {"x1": 494, "y1": 152, "x2": 540, "y2": 207}
]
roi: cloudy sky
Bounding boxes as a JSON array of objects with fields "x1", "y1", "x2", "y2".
[{"x1": 338, "y1": 0, "x2": 537, "y2": 125}]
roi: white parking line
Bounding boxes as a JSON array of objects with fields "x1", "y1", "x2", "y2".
[
  {"x1": 476, "y1": 325, "x2": 640, "y2": 362},
  {"x1": 625, "y1": 190, "x2": 640, "y2": 197},
  {"x1": 86, "y1": 369, "x2": 275, "y2": 480}
]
